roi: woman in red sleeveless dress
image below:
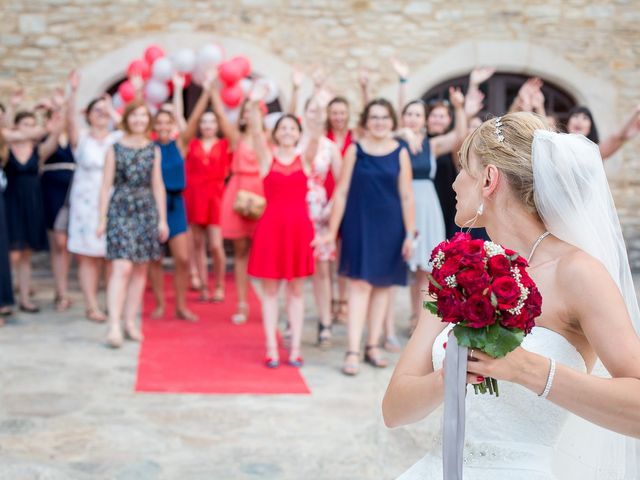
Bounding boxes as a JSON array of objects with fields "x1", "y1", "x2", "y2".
[
  {"x1": 183, "y1": 106, "x2": 232, "y2": 302},
  {"x1": 246, "y1": 88, "x2": 323, "y2": 368}
]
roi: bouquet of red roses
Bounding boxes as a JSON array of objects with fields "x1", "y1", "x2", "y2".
[{"x1": 424, "y1": 232, "x2": 542, "y2": 396}]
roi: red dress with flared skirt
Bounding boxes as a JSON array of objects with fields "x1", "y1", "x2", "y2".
[{"x1": 247, "y1": 156, "x2": 315, "y2": 280}]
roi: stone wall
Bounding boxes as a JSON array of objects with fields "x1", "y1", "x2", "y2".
[{"x1": 1, "y1": 0, "x2": 639, "y2": 267}]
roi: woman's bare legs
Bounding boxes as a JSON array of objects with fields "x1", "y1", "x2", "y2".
[
  {"x1": 261, "y1": 279, "x2": 280, "y2": 361},
  {"x1": 208, "y1": 226, "x2": 226, "y2": 302},
  {"x1": 12, "y1": 249, "x2": 36, "y2": 310},
  {"x1": 365, "y1": 286, "x2": 391, "y2": 367},
  {"x1": 148, "y1": 258, "x2": 165, "y2": 318},
  {"x1": 312, "y1": 259, "x2": 333, "y2": 346},
  {"x1": 343, "y1": 279, "x2": 372, "y2": 375},
  {"x1": 48, "y1": 231, "x2": 72, "y2": 310},
  {"x1": 105, "y1": 259, "x2": 133, "y2": 347},
  {"x1": 122, "y1": 262, "x2": 148, "y2": 341},
  {"x1": 78, "y1": 254, "x2": 106, "y2": 322},
  {"x1": 191, "y1": 224, "x2": 209, "y2": 300},
  {"x1": 286, "y1": 278, "x2": 305, "y2": 362},
  {"x1": 231, "y1": 237, "x2": 251, "y2": 324}
]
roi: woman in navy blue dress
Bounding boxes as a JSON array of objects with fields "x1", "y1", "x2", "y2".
[
  {"x1": 0, "y1": 167, "x2": 14, "y2": 320},
  {"x1": 317, "y1": 98, "x2": 415, "y2": 375},
  {"x1": 40, "y1": 101, "x2": 75, "y2": 312},
  {"x1": 148, "y1": 74, "x2": 212, "y2": 322},
  {"x1": 2, "y1": 110, "x2": 62, "y2": 312}
]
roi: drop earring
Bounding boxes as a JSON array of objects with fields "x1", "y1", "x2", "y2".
[{"x1": 476, "y1": 203, "x2": 484, "y2": 215}]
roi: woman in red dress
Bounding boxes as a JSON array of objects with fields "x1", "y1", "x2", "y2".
[
  {"x1": 183, "y1": 96, "x2": 232, "y2": 302},
  {"x1": 211, "y1": 83, "x2": 266, "y2": 325},
  {"x1": 246, "y1": 87, "x2": 323, "y2": 368}
]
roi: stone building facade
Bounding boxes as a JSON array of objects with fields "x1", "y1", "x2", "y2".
[{"x1": 1, "y1": 0, "x2": 639, "y2": 266}]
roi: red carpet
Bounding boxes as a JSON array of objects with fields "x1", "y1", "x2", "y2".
[{"x1": 135, "y1": 273, "x2": 310, "y2": 395}]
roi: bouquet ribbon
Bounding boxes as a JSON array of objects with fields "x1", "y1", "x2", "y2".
[{"x1": 443, "y1": 334, "x2": 468, "y2": 479}]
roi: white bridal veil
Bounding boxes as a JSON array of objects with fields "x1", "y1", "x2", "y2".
[{"x1": 532, "y1": 130, "x2": 639, "y2": 479}]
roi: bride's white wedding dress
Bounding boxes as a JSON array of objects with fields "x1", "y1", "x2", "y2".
[{"x1": 397, "y1": 325, "x2": 586, "y2": 480}]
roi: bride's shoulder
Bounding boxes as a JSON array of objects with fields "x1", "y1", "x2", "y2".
[{"x1": 555, "y1": 244, "x2": 614, "y2": 295}]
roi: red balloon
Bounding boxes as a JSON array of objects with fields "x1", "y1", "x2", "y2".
[
  {"x1": 183, "y1": 73, "x2": 192, "y2": 88},
  {"x1": 218, "y1": 60, "x2": 244, "y2": 86},
  {"x1": 144, "y1": 45, "x2": 165, "y2": 66},
  {"x1": 127, "y1": 59, "x2": 150, "y2": 80},
  {"x1": 118, "y1": 80, "x2": 136, "y2": 103},
  {"x1": 220, "y1": 83, "x2": 244, "y2": 108},
  {"x1": 231, "y1": 56, "x2": 251, "y2": 78}
]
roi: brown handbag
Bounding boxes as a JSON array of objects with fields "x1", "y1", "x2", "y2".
[{"x1": 233, "y1": 189, "x2": 266, "y2": 220}]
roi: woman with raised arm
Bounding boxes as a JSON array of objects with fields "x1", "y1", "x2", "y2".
[
  {"x1": 384, "y1": 112, "x2": 640, "y2": 479},
  {"x1": 301, "y1": 92, "x2": 342, "y2": 348},
  {"x1": 2, "y1": 108, "x2": 63, "y2": 312},
  {"x1": 214, "y1": 80, "x2": 266, "y2": 325},
  {"x1": 566, "y1": 104, "x2": 640, "y2": 159},
  {"x1": 246, "y1": 86, "x2": 321, "y2": 367},
  {"x1": 317, "y1": 98, "x2": 415, "y2": 375},
  {"x1": 40, "y1": 73, "x2": 78, "y2": 312},
  {"x1": 148, "y1": 73, "x2": 209, "y2": 322},
  {"x1": 182, "y1": 77, "x2": 231, "y2": 304},
  {"x1": 67, "y1": 87, "x2": 123, "y2": 322},
  {"x1": 97, "y1": 100, "x2": 167, "y2": 348}
]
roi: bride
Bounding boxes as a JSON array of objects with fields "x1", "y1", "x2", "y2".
[{"x1": 382, "y1": 111, "x2": 640, "y2": 479}]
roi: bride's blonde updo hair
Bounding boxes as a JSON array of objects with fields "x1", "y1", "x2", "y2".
[{"x1": 459, "y1": 112, "x2": 550, "y2": 212}]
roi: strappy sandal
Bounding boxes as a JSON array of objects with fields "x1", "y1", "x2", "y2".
[
  {"x1": 231, "y1": 302, "x2": 248, "y2": 325},
  {"x1": 364, "y1": 345, "x2": 388, "y2": 368},
  {"x1": 0, "y1": 306, "x2": 13, "y2": 316},
  {"x1": 86, "y1": 308, "x2": 107, "y2": 323},
  {"x1": 342, "y1": 351, "x2": 360, "y2": 376},
  {"x1": 211, "y1": 286, "x2": 225, "y2": 303},
  {"x1": 317, "y1": 323, "x2": 332, "y2": 349},
  {"x1": 124, "y1": 323, "x2": 143, "y2": 342},
  {"x1": 19, "y1": 302, "x2": 40, "y2": 314},
  {"x1": 177, "y1": 309, "x2": 198, "y2": 322},
  {"x1": 334, "y1": 299, "x2": 348, "y2": 324},
  {"x1": 198, "y1": 288, "x2": 211, "y2": 303},
  {"x1": 54, "y1": 295, "x2": 72, "y2": 312}
]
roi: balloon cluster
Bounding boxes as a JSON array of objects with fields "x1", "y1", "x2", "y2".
[{"x1": 113, "y1": 43, "x2": 280, "y2": 119}]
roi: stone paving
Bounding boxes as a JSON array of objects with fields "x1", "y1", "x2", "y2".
[{"x1": 0, "y1": 263, "x2": 438, "y2": 480}]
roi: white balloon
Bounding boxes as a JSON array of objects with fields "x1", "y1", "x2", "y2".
[
  {"x1": 191, "y1": 65, "x2": 207, "y2": 86},
  {"x1": 152, "y1": 57, "x2": 173, "y2": 82},
  {"x1": 197, "y1": 44, "x2": 224, "y2": 70},
  {"x1": 145, "y1": 79, "x2": 169, "y2": 105},
  {"x1": 173, "y1": 48, "x2": 196, "y2": 74},
  {"x1": 224, "y1": 106, "x2": 240, "y2": 125},
  {"x1": 112, "y1": 92, "x2": 123, "y2": 110},
  {"x1": 239, "y1": 78, "x2": 253, "y2": 95},
  {"x1": 255, "y1": 77, "x2": 279, "y2": 104},
  {"x1": 263, "y1": 111, "x2": 283, "y2": 131}
]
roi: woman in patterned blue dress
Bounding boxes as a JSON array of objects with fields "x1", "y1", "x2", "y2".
[{"x1": 97, "y1": 100, "x2": 168, "y2": 348}]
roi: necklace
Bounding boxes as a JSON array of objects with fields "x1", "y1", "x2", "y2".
[{"x1": 527, "y1": 231, "x2": 551, "y2": 263}]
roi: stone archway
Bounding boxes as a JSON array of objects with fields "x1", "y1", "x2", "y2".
[
  {"x1": 75, "y1": 32, "x2": 312, "y2": 118},
  {"x1": 378, "y1": 39, "x2": 618, "y2": 160}
]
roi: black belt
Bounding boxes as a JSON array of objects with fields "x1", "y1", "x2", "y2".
[{"x1": 166, "y1": 189, "x2": 183, "y2": 212}]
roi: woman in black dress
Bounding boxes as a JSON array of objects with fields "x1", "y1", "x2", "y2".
[{"x1": 2, "y1": 110, "x2": 62, "y2": 312}]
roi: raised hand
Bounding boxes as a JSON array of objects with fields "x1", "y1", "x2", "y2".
[
  {"x1": 130, "y1": 74, "x2": 144, "y2": 93},
  {"x1": 391, "y1": 58, "x2": 410, "y2": 79},
  {"x1": 292, "y1": 66, "x2": 304, "y2": 89},
  {"x1": 249, "y1": 82, "x2": 269, "y2": 103},
  {"x1": 10, "y1": 87, "x2": 24, "y2": 107},
  {"x1": 622, "y1": 105, "x2": 640, "y2": 141},
  {"x1": 68, "y1": 69, "x2": 79, "y2": 92},
  {"x1": 449, "y1": 86, "x2": 465, "y2": 109},
  {"x1": 310, "y1": 66, "x2": 327, "y2": 88},
  {"x1": 470, "y1": 67, "x2": 495, "y2": 86},
  {"x1": 464, "y1": 88, "x2": 485, "y2": 118},
  {"x1": 203, "y1": 68, "x2": 217, "y2": 91},
  {"x1": 172, "y1": 72, "x2": 186, "y2": 90},
  {"x1": 358, "y1": 68, "x2": 370, "y2": 89},
  {"x1": 51, "y1": 87, "x2": 66, "y2": 109}
]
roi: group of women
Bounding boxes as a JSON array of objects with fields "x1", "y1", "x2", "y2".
[{"x1": 1, "y1": 64, "x2": 639, "y2": 376}]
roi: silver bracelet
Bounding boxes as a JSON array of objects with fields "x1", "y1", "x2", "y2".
[{"x1": 539, "y1": 358, "x2": 556, "y2": 399}]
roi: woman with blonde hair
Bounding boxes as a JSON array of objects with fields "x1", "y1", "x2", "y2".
[
  {"x1": 97, "y1": 100, "x2": 168, "y2": 348},
  {"x1": 385, "y1": 112, "x2": 640, "y2": 479}
]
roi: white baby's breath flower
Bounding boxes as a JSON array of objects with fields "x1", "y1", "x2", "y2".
[{"x1": 484, "y1": 241, "x2": 505, "y2": 258}]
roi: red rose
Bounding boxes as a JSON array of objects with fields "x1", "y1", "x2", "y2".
[
  {"x1": 462, "y1": 293, "x2": 496, "y2": 328},
  {"x1": 457, "y1": 265, "x2": 490, "y2": 295},
  {"x1": 437, "y1": 288, "x2": 464, "y2": 324},
  {"x1": 525, "y1": 285, "x2": 543, "y2": 318},
  {"x1": 505, "y1": 248, "x2": 528, "y2": 267},
  {"x1": 447, "y1": 237, "x2": 484, "y2": 258},
  {"x1": 439, "y1": 254, "x2": 463, "y2": 279},
  {"x1": 487, "y1": 255, "x2": 511, "y2": 277},
  {"x1": 490, "y1": 276, "x2": 521, "y2": 310}
]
